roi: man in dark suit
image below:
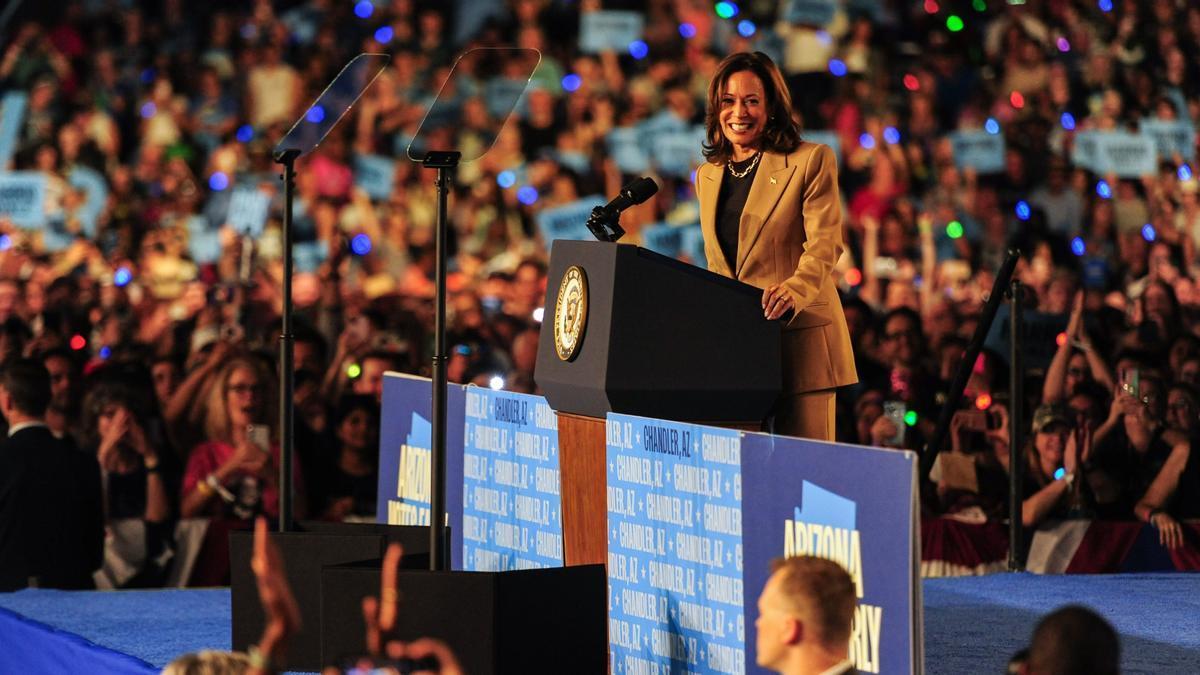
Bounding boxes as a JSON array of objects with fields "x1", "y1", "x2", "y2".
[
  {"x1": 755, "y1": 556, "x2": 856, "y2": 675},
  {"x1": 0, "y1": 359, "x2": 103, "y2": 590}
]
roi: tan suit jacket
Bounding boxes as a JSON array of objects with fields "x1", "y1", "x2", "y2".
[{"x1": 695, "y1": 142, "x2": 858, "y2": 394}]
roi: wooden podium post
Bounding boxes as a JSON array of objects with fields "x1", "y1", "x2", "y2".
[{"x1": 557, "y1": 413, "x2": 608, "y2": 566}]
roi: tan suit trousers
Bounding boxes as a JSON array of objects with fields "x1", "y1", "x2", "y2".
[{"x1": 770, "y1": 388, "x2": 837, "y2": 442}]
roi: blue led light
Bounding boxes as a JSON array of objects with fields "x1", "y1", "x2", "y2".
[
  {"x1": 737, "y1": 20, "x2": 756, "y2": 37},
  {"x1": 561, "y1": 74, "x2": 582, "y2": 92},
  {"x1": 1015, "y1": 200, "x2": 1031, "y2": 221},
  {"x1": 628, "y1": 41, "x2": 649, "y2": 60},
  {"x1": 99, "y1": 346, "x2": 112, "y2": 360},
  {"x1": 1071, "y1": 237, "x2": 1086, "y2": 257},
  {"x1": 208, "y1": 172, "x2": 230, "y2": 191},
  {"x1": 1098, "y1": 0, "x2": 1113, "y2": 13},
  {"x1": 517, "y1": 186, "x2": 539, "y2": 205},
  {"x1": 497, "y1": 170, "x2": 516, "y2": 188},
  {"x1": 679, "y1": 23, "x2": 697, "y2": 39},
  {"x1": 306, "y1": 105, "x2": 326, "y2": 124},
  {"x1": 1179, "y1": 165, "x2": 1193, "y2": 181},
  {"x1": 350, "y1": 233, "x2": 372, "y2": 255},
  {"x1": 1096, "y1": 180, "x2": 1112, "y2": 199},
  {"x1": 374, "y1": 26, "x2": 394, "y2": 43},
  {"x1": 828, "y1": 59, "x2": 847, "y2": 77},
  {"x1": 984, "y1": 118, "x2": 1000, "y2": 135},
  {"x1": 1054, "y1": 467, "x2": 1066, "y2": 480},
  {"x1": 236, "y1": 125, "x2": 254, "y2": 143},
  {"x1": 1060, "y1": 112, "x2": 1075, "y2": 130},
  {"x1": 354, "y1": 1, "x2": 373, "y2": 19},
  {"x1": 0, "y1": 235, "x2": 11, "y2": 252},
  {"x1": 140, "y1": 102, "x2": 157, "y2": 119},
  {"x1": 114, "y1": 267, "x2": 132, "y2": 287},
  {"x1": 859, "y1": 133, "x2": 876, "y2": 150},
  {"x1": 883, "y1": 127, "x2": 901, "y2": 145},
  {"x1": 1142, "y1": 223, "x2": 1156, "y2": 242},
  {"x1": 715, "y1": 1, "x2": 739, "y2": 18}
]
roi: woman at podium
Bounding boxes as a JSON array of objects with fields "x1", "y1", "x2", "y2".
[{"x1": 695, "y1": 51, "x2": 857, "y2": 441}]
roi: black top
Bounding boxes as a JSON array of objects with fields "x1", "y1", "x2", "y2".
[{"x1": 715, "y1": 154, "x2": 761, "y2": 272}]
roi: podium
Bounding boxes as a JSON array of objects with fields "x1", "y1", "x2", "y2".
[{"x1": 535, "y1": 240, "x2": 781, "y2": 565}]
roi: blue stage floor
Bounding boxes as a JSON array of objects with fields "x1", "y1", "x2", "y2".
[{"x1": 0, "y1": 574, "x2": 1196, "y2": 674}]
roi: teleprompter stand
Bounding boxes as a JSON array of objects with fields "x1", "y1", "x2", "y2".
[{"x1": 240, "y1": 48, "x2": 606, "y2": 673}]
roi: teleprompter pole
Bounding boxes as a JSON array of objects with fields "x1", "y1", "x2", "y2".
[
  {"x1": 423, "y1": 151, "x2": 460, "y2": 571},
  {"x1": 274, "y1": 148, "x2": 300, "y2": 533},
  {"x1": 1008, "y1": 279, "x2": 1025, "y2": 571}
]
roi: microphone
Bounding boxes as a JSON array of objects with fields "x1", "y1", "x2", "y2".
[{"x1": 586, "y1": 177, "x2": 659, "y2": 242}]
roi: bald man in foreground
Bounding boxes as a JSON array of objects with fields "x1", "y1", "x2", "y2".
[{"x1": 755, "y1": 556, "x2": 856, "y2": 675}]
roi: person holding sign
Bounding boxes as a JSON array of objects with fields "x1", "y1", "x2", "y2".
[{"x1": 695, "y1": 52, "x2": 857, "y2": 440}]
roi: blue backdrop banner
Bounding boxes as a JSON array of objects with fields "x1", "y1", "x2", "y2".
[
  {"x1": 606, "y1": 414, "x2": 746, "y2": 674},
  {"x1": 461, "y1": 387, "x2": 563, "y2": 570}
]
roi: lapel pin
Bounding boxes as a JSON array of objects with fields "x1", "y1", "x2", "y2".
[{"x1": 770, "y1": 176, "x2": 777, "y2": 185}]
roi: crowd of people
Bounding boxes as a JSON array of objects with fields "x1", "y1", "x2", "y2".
[{"x1": 1, "y1": 0, "x2": 1200, "y2": 587}]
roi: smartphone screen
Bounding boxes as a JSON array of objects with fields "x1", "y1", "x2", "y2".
[
  {"x1": 882, "y1": 401, "x2": 906, "y2": 446},
  {"x1": 246, "y1": 424, "x2": 270, "y2": 452}
]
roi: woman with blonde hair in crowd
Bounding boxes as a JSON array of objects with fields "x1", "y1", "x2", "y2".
[{"x1": 179, "y1": 354, "x2": 302, "y2": 584}]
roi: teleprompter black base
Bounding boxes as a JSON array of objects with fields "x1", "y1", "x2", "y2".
[
  {"x1": 230, "y1": 521, "x2": 435, "y2": 672},
  {"x1": 321, "y1": 562, "x2": 607, "y2": 674}
]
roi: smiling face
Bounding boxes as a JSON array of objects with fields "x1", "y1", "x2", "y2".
[{"x1": 719, "y1": 70, "x2": 768, "y2": 160}]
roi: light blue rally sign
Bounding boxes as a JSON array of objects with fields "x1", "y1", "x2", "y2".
[
  {"x1": 606, "y1": 413, "x2": 745, "y2": 675},
  {"x1": 462, "y1": 387, "x2": 563, "y2": 570}
]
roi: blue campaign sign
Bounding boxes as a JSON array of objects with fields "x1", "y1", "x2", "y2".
[
  {"x1": 484, "y1": 78, "x2": 531, "y2": 120},
  {"x1": 606, "y1": 414, "x2": 746, "y2": 675},
  {"x1": 294, "y1": 241, "x2": 327, "y2": 273},
  {"x1": 640, "y1": 223, "x2": 688, "y2": 258},
  {"x1": 781, "y1": 0, "x2": 837, "y2": 26},
  {"x1": 983, "y1": 305, "x2": 1068, "y2": 370},
  {"x1": 802, "y1": 131, "x2": 842, "y2": 163},
  {"x1": 461, "y1": 387, "x2": 563, "y2": 571},
  {"x1": 187, "y1": 214, "x2": 222, "y2": 264},
  {"x1": 579, "y1": 11, "x2": 644, "y2": 54},
  {"x1": 353, "y1": 153, "x2": 396, "y2": 200},
  {"x1": 1072, "y1": 130, "x2": 1099, "y2": 173},
  {"x1": 608, "y1": 127, "x2": 652, "y2": 175},
  {"x1": 1093, "y1": 132, "x2": 1158, "y2": 178},
  {"x1": 681, "y1": 223, "x2": 707, "y2": 266},
  {"x1": 0, "y1": 172, "x2": 46, "y2": 227},
  {"x1": 68, "y1": 166, "x2": 108, "y2": 237},
  {"x1": 0, "y1": 93, "x2": 28, "y2": 170},
  {"x1": 949, "y1": 130, "x2": 1006, "y2": 174},
  {"x1": 535, "y1": 195, "x2": 605, "y2": 249},
  {"x1": 739, "y1": 433, "x2": 920, "y2": 674},
  {"x1": 1139, "y1": 119, "x2": 1196, "y2": 162},
  {"x1": 377, "y1": 374, "x2": 467, "y2": 540},
  {"x1": 226, "y1": 186, "x2": 271, "y2": 237},
  {"x1": 652, "y1": 126, "x2": 707, "y2": 179},
  {"x1": 637, "y1": 110, "x2": 689, "y2": 150}
]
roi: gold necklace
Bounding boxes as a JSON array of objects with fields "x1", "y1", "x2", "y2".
[{"x1": 727, "y1": 152, "x2": 762, "y2": 178}]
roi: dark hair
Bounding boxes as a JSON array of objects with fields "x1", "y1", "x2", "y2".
[
  {"x1": 335, "y1": 394, "x2": 379, "y2": 429},
  {"x1": 0, "y1": 358, "x2": 52, "y2": 417},
  {"x1": 1028, "y1": 605, "x2": 1119, "y2": 675},
  {"x1": 702, "y1": 52, "x2": 802, "y2": 164}
]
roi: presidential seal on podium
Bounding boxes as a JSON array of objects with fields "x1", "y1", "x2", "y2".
[{"x1": 554, "y1": 265, "x2": 588, "y2": 361}]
